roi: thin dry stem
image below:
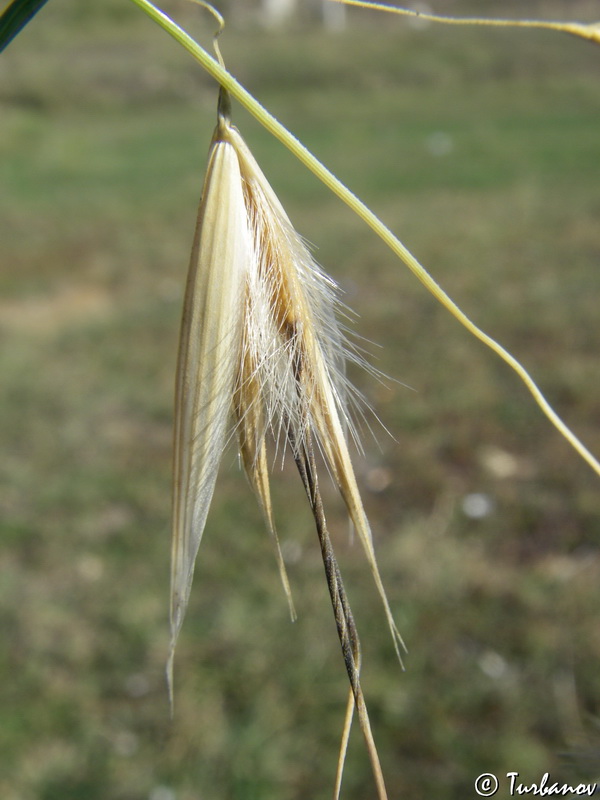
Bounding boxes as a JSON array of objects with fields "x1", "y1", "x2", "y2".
[
  {"x1": 290, "y1": 422, "x2": 388, "y2": 800},
  {"x1": 333, "y1": 0, "x2": 600, "y2": 44}
]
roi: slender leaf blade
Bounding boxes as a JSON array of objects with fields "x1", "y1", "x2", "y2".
[{"x1": 0, "y1": 0, "x2": 51, "y2": 53}]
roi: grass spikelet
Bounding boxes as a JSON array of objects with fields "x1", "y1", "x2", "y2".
[{"x1": 170, "y1": 88, "x2": 398, "y2": 795}]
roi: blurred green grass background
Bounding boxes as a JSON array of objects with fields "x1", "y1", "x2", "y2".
[{"x1": 1, "y1": 1, "x2": 599, "y2": 798}]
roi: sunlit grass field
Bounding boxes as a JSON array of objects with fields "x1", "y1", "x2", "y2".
[{"x1": 1, "y1": 1, "x2": 599, "y2": 798}]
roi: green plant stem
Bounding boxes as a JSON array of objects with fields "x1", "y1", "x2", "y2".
[{"x1": 128, "y1": 0, "x2": 600, "y2": 478}]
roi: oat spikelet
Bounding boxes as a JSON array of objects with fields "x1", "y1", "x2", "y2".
[{"x1": 170, "y1": 91, "x2": 399, "y2": 796}]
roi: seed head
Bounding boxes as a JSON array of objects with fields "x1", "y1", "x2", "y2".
[{"x1": 169, "y1": 105, "x2": 402, "y2": 705}]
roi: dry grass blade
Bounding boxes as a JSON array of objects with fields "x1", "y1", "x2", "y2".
[{"x1": 169, "y1": 124, "x2": 249, "y2": 701}]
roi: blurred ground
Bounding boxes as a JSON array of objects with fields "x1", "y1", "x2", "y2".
[{"x1": 0, "y1": 1, "x2": 599, "y2": 798}]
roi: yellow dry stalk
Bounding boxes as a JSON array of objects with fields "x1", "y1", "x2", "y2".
[
  {"x1": 333, "y1": 0, "x2": 600, "y2": 44},
  {"x1": 130, "y1": 0, "x2": 600, "y2": 480},
  {"x1": 169, "y1": 98, "x2": 401, "y2": 698}
]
